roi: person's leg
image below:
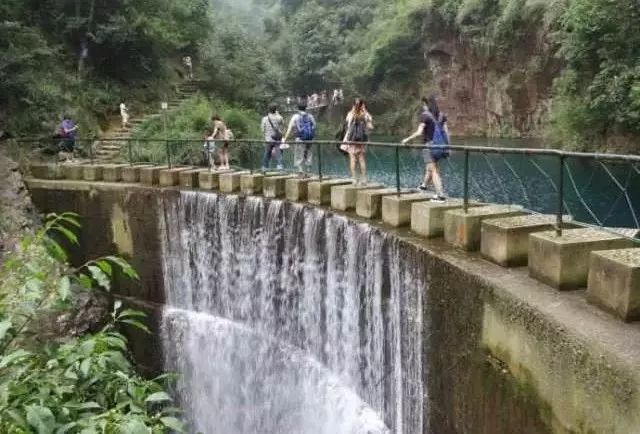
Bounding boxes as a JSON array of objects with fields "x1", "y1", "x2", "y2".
[
  {"x1": 303, "y1": 143, "x2": 313, "y2": 175},
  {"x1": 294, "y1": 142, "x2": 304, "y2": 174},
  {"x1": 431, "y1": 161, "x2": 444, "y2": 197},
  {"x1": 262, "y1": 143, "x2": 271, "y2": 170},
  {"x1": 274, "y1": 144, "x2": 283, "y2": 170},
  {"x1": 349, "y1": 152, "x2": 357, "y2": 183},
  {"x1": 423, "y1": 163, "x2": 433, "y2": 188},
  {"x1": 358, "y1": 152, "x2": 367, "y2": 184}
]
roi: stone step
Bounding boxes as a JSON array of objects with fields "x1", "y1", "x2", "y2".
[
  {"x1": 382, "y1": 193, "x2": 433, "y2": 227},
  {"x1": 411, "y1": 199, "x2": 483, "y2": 239},
  {"x1": 331, "y1": 183, "x2": 384, "y2": 211},
  {"x1": 308, "y1": 179, "x2": 352, "y2": 205},
  {"x1": 444, "y1": 205, "x2": 525, "y2": 251}
]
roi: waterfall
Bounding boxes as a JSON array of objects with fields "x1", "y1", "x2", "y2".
[{"x1": 159, "y1": 191, "x2": 426, "y2": 434}]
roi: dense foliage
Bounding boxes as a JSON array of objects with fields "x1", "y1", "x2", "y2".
[
  {"x1": 0, "y1": 213, "x2": 182, "y2": 433},
  {"x1": 1, "y1": 0, "x2": 210, "y2": 136}
]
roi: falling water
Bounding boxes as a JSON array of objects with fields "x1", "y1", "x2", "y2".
[{"x1": 159, "y1": 191, "x2": 426, "y2": 434}]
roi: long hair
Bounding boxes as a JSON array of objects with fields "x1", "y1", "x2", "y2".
[
  {"x1": 422, "y1": 95, "x2": 440, "y2": 120},
  {"x1": 350, "y1": 98, "x2": 367, "y2": 120}
]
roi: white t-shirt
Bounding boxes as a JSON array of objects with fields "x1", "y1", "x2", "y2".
[{"x1": 120, "y1": 103, "x2": 127, "y2": 116}]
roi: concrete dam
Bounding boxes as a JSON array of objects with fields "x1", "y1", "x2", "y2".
[{"x1": 25, "y1": 165, "x2": 640, "y2": 434}]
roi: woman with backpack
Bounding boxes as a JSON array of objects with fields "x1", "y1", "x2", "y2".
[
  {"x1": 212, "y1": 115, "x2": 230, "y2": 170},
  {"x1": 401, "y1": 96, "x2": 450, "y2": 202},
  {"x1": 342, "y1": 98, "x2": 373, "y2": 185}
]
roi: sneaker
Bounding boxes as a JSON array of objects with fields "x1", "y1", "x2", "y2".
[
  {"x1": 418, "y1": 184, "x2": 428, "y2": 191},
  {"x1": 276, "y1": 165, "x2": 284, "y2": 170},
  {"x1": 431, "y1": 195, "x2": 446, "y2": 203}
]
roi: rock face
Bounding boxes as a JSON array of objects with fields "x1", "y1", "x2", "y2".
[
  {"x1": 427, "y1": 31, "x2": 561, "y2": 137},
  {"x1": 0, "y1": 146, "x2": 38, "y2": 257}
]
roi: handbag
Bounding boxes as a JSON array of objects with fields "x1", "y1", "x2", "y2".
[{"x1": 267, "y1": 115, "x2": 283, "y2": 142}]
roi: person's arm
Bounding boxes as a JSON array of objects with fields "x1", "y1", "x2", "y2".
[
  {"x1": 401, "y1": 123, "x2": 425, "y2": 144},
  {"x1": 282, "y1": 116, "x2": 295, "y2": 143},
  {"x1": 261, "y1": 117, "x2": 267, "y2": 136},
  {"x1": 342, "y1": 113, "x2": 353, "y2": 143}
]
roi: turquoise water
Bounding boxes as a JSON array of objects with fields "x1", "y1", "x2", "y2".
[{"x1": 242, "y1": 136, "x2": 640, "y2": 230}]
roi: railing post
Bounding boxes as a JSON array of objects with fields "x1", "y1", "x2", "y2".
[
  {"x1": 249, "y1": 142, "x2": 255, "y2": 174},
  {"x1": 395, "y1": 145, "x2": 400, "y2": 196},
  {"x1": 463, "y1": 149, "x2": 470, "y2": 213},
  {"x1": 166, "y1": 140, "x2": 172, "y2": 168},
  {"x1": 556, "y1": 154, "x2": 566, "y2": 236},
  {"x1": 128, "y1": 139, "x2": 133, "y2": 166},
  {"x1": 317, "y1": 142, "x2": 323, "y2": 181}
]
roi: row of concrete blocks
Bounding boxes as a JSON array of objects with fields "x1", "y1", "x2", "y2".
[{"x1": 30, "y1": 163, "x2": 640, "y2": 322}]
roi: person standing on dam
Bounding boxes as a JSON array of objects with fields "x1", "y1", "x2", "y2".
[
  {"x1": 342, "y1": 98, "x2": 373, "y2": 185},
  {"x1": 282, "y1": 102, "x2": 316, "y2": 176},
  {"x1": 402, "y1": 95, "x2": 450, "y2": 202},
  {"x1": 261, "y1": 104, "x2": 285, "y2": 170}
]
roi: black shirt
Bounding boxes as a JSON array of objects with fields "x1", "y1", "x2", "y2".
[{"x1": 420, "y1": 111, "x2": 447, "y2": 143}]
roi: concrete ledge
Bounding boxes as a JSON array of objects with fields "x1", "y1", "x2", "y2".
[
  {"x1": 444, "y1": 205, "x2": 524, "y2": 251},
  {"x1": 199, "y1": 169, "x2": 232, "y2": 190},
  {"x1": 140, "y1": 166, "x2": 168, "y2": 186},
  {"x1": 30, "y1": 164, "x2": 64, "y2": 180},
  {"x1": 285, "y1": 177, "x2": 320, "y2": 202},
  {"x1": 122, "y1": 164, "x2": 153, "y2": 183},
  {"x1": 240, "y1": 172, "x2": 280, "y2": 195},
  {"x1": 102, "y1": 164, "x2": 129, "y2": 182},
  {"x1": 219, "y1": 171, "x2": 250, "y2": 193},
  {"x1": 63, "y1": 164, "x2": 85, "y2": 181},
  {"x1": 382, "y1": 193, "x2": 431, "y2": 227},
  {"x1": 481, "y1": 214, "x2": 560, "y2": 267},
  {"x1": 179, "y1": 169, "x2": 207, "y2": 189},
  {"x1": 159, "y1": 167, "x2": 191, "y2": 187},
  {"x1": 308, "y1": 179, "x2": 352, "y2": 205},
  {"x1": 587, "y1": 248, "x2": 640, "y2": 322},
  {"x1": 411, "y1": 199, "x2": 482, "y2": 238},
  {"x1": 264, "y1": 175, "x2": 296, "y2": 198},
  {"x1": 356, "y1": 189, "x2": 408, "y2": 219},
  {"x1": 529, "y1": 228, "x2": 634, "y2": 290},
  {"x1": 83, "y1": 165, "x2": 104, "y2": 182},
  {"x1": 331, "y1": 184, "x2": 383, "y2": 211}
]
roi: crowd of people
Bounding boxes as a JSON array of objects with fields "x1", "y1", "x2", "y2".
[
  {"x1": 205, "y1": 94, "x2": 451, "y2": 201},
  {"x1": 285, "y1": 89, "x2": 343, "y2": 111}
]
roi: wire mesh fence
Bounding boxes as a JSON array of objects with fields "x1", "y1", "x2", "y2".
[{"x1": 10, "y1": 137, "x2": 640, "y2": 242}]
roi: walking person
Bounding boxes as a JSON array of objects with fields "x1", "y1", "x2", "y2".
[
  {"x1": 282, "y1": 103, "x2": 316, "y2": 176},
  {"x1": 183, "y1": 56, "x2": 193, "y2": 80},
  {"x1": 261, "y1": 104, "x2": 285, "y2": 170},
  {"x1": 342, "y1": 98, "x2": 373, "y2": 185},
  {"x1": 203, "y1": 129, "x2": 216, "y2": 169},
  {"x1": 58, "y1": 115, "x2": 78, "y2": 162},
  {"x1": 119, "y1": 102, "x2": 130, "y2": 129},
  {"x1": 212, "y1": 115, "x2": 230, "y2": 170},
  {"x1": 401, "y1": 96, "x2": 450, "y2": 202}
]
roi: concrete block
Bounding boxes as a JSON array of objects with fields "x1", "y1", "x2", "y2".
[
  {"x1": 198, "y1": 169, "x2": 232, "y2": 190},
  {"x1": 240, "y1": 172, "x2": 280, "y2": 195},
  {"x1": 308, "y1": 179, "x2": 352, "y2": 206},
  {"x1": 122, "y1": 164, "x2": 153, "y2": 183},
  {"x1": 529, "y1": 228, "x2": 634, "y2": 290},
  {"x1": 159, "y1": 167, "x2": 192, "y2": 187},
  {"x1": 331, "y1": 184, "x2": 383, "y2": 211},
  {"x1": 411, "y1": 199, "x2": 482, "y2": 238},
  {"x1": 587, "y1": 248, "x2": 640, "y2": 321},
  {"x1": 356, "y1": 189, "x2": 407, "y2": 219},
  {"x1": 30, "y1": 164, "x2": 64, "y2": 180},
  {"x1": 179, "y1": 169, "x2": 207, "y2": 188},
  {"x1": 83, "y1": 165, "x2": 104, "y2": 181},
  {"x1": 285, "y1": 177, "x2": 320, "y2": 202},
  {"x1": 219, "y1": 171, "x2": 250, "y2": 193},
  {"x1": 264, "y1": 175, "x2": 296, "y2": 198},
  {"x1": 63, "y1": 164, "x2": 85, "y2": 181},
  {"x1": 140, "y1": 166, "x2": 168, "y2": 186},
  {"x1": 382, "y1": 193, "x2": 432, "y2": 227},
  {"x1": 444, "y1": 205, "x2": 524, "y2": 251},
  {"x1": 102, "y1": 164, "x2": 129, "y2": 182},
  {"x1": 481, "y1": 214, "x2": 561, "y2": 267}
]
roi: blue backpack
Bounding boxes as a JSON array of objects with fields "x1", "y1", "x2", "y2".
[
  {"x1": 296, "y1": 113, "x2": 316, "y2": 141},
  {"x1": 428, "y1": 112, "x2": 450, "y2": 159}
]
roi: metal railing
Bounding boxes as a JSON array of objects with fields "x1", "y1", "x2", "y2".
[{"x1": 11, "y1": 137, "x2": 640, "y2": 243}]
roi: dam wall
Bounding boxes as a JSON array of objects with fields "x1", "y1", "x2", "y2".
[{"x1": 26, "y1": 178, "x2": 640, "y2": 434}]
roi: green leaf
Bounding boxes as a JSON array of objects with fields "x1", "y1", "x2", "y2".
[
  {"x1": 26, "y1": 405, "x2": 55, "y2": 434},
  {"x1": 120, "y1": 319, "x2": 150, "y2": 334},
  {"x1": 119, "y1": 419, "x2": 150, "y2": 434},
  {"x1": 58, "y1": 276, "x2": 71, "y2": 301},
  {"x1": 88, "y1": 265, "x2": 110, "y2": 291},
  {"x1": 77, "y1": 274, "x2": 93, "y2": 289},
  {"x1": 144, "y1": 391, "x2": 172, "y2": 403},
  {"x1": 96, "y1": 260, "x2": 112, "y2": 277},
  {"x1": 50, "y1": 225, "x2": 78, "y2": 245},
  {"x1": 56, "y1": 422, "x2": 78, "y2": 434},
  {"x1": 0, "y1": 319, "x2": 13, "y2": 341},
  {"x1": 118, "y1": 309, "x2": 147, "y2": 319},
  {"x1": 160, "y1": 417, "x2": 185, "y2": 432},
  {"x1": 80, "y1": 358, "x2": 91, "y2": 377},
  {"x1": 43, "y1": 238, "x2": 68, "y2": 263},
  {"x1": 0, "y1": 349, "x2": 32, "y2": 368},
  {"x1": 106, "y1": 256, "x2": 140, "y2": 280}
]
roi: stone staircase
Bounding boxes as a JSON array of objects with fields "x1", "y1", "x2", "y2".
[{"x1": 93, "y1": 81, "x2": 202, "y2": 163}]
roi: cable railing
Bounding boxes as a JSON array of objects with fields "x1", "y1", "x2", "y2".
[{"x1": 11, "y1": 137, "x2": 640, "y2": 243}]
